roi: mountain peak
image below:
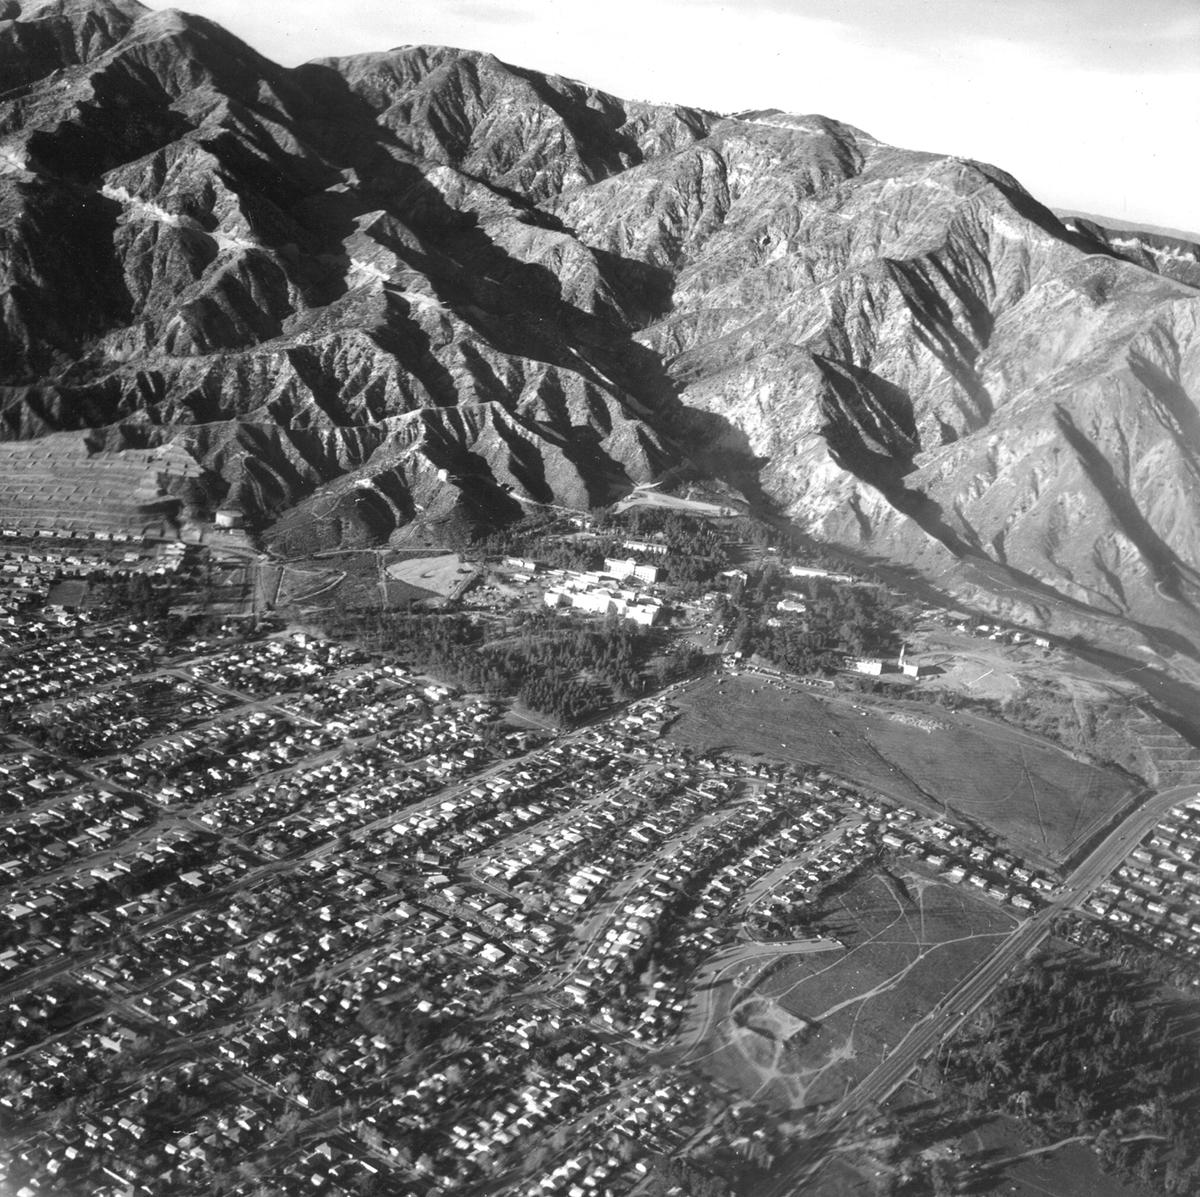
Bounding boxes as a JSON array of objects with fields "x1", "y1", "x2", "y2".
[
  {"x1": 0, "y1": 5, "x2": 1198, "y2": 653},
  {"x1": 734, "y1": 108, "x2": 877, "y2": 141},
  {"x1": 0, "y1": 0, "x2": 145, "y2": 86},
  {"x1": 4, "y1": 0, "x2": 146, "y2": 25}
]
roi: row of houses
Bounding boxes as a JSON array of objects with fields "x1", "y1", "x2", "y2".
[
  {"x1": 0, "y1": 639, "x2": 139, "y2": 713},
  {"x1": 1, "y1": 529, "x2": 146, "y2": 544},
  {"x1": 1086, "y1": 798, "x2": 1200, "y2": 979},
  {"x1": 14, "y1": 674, "x2": 235, "y2": 759},
  {"x1": 0, "y1": 785, "x2": 154, "y2": 896},
  {"x1": 567, "y1": 786, "x2": 827, "y2": 1007},
  {"x1": 879, "y1": 820, "x2": 1049, "y2": 910},
  {"x1": 186, "y1": 633, "x2": 367, "y2": 698},
  {"x1": 0, "y1": 538, "x2": 188, "y2": 630},
  {"x1": 2, "y1": 613, "x2": 1078, "y2": 1197}
]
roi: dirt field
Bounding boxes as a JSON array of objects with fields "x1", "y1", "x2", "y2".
[
  {"x1": 921, "y1": 651, "x2": 1024, "y2": 702},
  {"x1": 386, "y1": 553, "x2": 476, "y2": 597},
  {"x1": 666, "y1": 674, "x2": 1138, "y2": 864},
  {"x1": 910, "y1": 626, "x2": 1145, "y2": 704},
  {"x1": 611, "y1": 487, "x2": 739, "y2": 518},
  {"x1": 696, "y1": 870, "x2": 1016, "y2": 1111}
]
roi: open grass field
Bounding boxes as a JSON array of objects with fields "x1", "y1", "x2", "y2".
[
  {"x1": 695, "y1": 870, "x2": 1016, "y2": 1111},
  {"x1": 666, "y1": 674, "x2": 1138, "y2": 864}
]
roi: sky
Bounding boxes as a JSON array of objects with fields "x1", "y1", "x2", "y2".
[{"x1": 143, "y1": 0, "x2": 1200, "y2": 233}]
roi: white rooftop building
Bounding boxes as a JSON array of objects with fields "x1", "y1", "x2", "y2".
[{"x1": 605, "y1": 557, "x2": 661, "y2": 585}]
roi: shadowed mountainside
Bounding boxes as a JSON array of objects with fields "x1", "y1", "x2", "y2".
[{"x1": 2, "y1": 0, "x2": 1200, "y2": 653}]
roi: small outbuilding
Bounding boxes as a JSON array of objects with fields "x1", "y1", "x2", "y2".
[{"x1": 214, "y1": 504, "x2": 246, "y2": 530}]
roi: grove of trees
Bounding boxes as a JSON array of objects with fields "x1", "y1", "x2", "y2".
[
  {"x1": 322, "y1": 607, "x2": 701, "y2": 724},
  {"x1": 939, "y1": 950, "x2": 1200, "y2": 1193},
  {"x1": 720, "y1": 567, "x2": 911, "y2": 675}
]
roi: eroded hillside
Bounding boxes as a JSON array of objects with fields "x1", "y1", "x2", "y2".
[{"x1": 2, "y1": 0, "x2": 1200, "y2": 649}]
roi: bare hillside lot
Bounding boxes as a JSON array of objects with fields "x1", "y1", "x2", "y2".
[
  {"x1": 699, "y1": 870, "x2": 1015, "y2": 1109},
  {"x1": 386, "y1": 553, "x2": 476, "y2": 598},
  {"x1": 667, "y1": 675, "x2": 1138, "y2": 864}
]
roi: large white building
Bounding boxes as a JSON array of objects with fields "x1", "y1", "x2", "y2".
[
  {"x1": 621, "y1": 538, "x2": 668, "y2": 557},
  {"x1": 544, "y1": 580, "x2": 662, "y2": 625},
  {"x1": 789, "y1": 565, "x2": 854, "y2": 583},
  {"x1": 504, "y1": 556, "x2": 540, "y2": 573},
  {"x1": 604, "y1": 557, "x2": 661, "y2": 585}
]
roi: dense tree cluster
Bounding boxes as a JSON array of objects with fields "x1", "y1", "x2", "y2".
[
  {"x1": 1053, "y1": 912, "x2": 1200, "y2": 994},
  {"x1": 599, "y1": 509, "x2": 732, "y2": 591},
  {"x1": 116, "y1": 574, "x2": 172, "y2": 620},
  {"x1": 321, "y1": 607, "x2": 698, "y2": 723},
  {"x1": 939, "y1": 951, "x2": 1200, "y2": 1193},
  {"x1": 719, "y1": 568, "x2": 911, "y2": 674},
  {"x1": 475, "y1": 513, "x2": 605, "y2": 573},
  {"x1": 645, "y1": 1153, "x2": 734, "y2": 1197}
]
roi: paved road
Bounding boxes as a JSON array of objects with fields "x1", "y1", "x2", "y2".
[
  {"x1": 673, "y1": 936, "x2": 842, "y2": 1060},
  {"x1": 761, "y1": 782, "x2": 1200, "y2": 1196}
]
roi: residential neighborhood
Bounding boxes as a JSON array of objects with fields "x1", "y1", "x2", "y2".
[{"x1": 0, "y1": 512, "x2": 1196, "y2": 1197}]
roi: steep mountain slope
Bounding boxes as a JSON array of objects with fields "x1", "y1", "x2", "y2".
[
  {"x1": 2, "y1": 0, "x2": 1200, "y2": 651},
  {"x1": 549, "y1": 115, "x2": 1200, "y2": 633},
  {"x1": 0, "y1": 0, "x2": 727, "y2": 543}
]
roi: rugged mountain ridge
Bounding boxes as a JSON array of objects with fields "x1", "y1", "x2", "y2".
[
  {"x1": 1058, "y1": 213, "x2": 1200, "y2": 291},
  {"x1": 2, "y1": 0, "x2": 1200, "y2": 652}
]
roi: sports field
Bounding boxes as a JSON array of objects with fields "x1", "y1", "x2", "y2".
[
  {"x1": 386, "y1": 553, "x2": 476, "y2": 598},
  {"x1": 696, "y1": 870, "x2": 1016, "y2": 1110},
  {"x1": 666, "y1": 674, "x2": 1138, "y2": 864}
]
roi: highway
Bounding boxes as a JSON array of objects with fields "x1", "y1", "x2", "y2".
[{"x1": 760, "y1": 781, "x2": 1200, "y2": 1196}]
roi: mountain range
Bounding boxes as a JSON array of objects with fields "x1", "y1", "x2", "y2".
[{"x1": 3, "y1": 0, "x2": 1200, "y2": 668}]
